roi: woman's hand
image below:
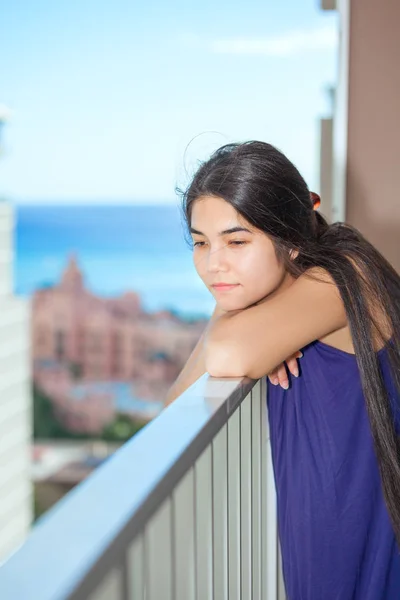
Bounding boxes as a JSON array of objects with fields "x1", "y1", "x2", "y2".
[{"x1": 267, "y1": 351, "x2": 303, "y2": 389}]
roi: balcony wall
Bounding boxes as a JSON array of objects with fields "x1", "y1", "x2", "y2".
[
  {"x1": 0, "y1": 202, "x2": 14, "y2": 297},
  {"x1": 0, "y1": 202, "x2": 32, "y2": 564},
  {"x1": 0, "y1": 374, "x2": 285, "y2": 600},
  {"x1": 321, "y1": 0, "x2": 400, "y2": 271}
]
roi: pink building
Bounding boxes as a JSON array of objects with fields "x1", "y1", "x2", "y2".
[
  {"x1": 32, "y1": 256, "x2": 206, "y2": 382},
  {"x1": 31, "y1": 256, "x2": 207, "y2": 432}
]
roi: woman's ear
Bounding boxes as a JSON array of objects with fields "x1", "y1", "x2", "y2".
[{"x1": 289, "y1": 249, "x2": 299, "y2": 260}]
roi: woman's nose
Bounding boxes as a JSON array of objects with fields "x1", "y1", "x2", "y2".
[{"x1": 206, "y1": 246, "x2": 229, "y2": 273}]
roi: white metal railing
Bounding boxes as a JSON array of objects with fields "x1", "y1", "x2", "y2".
[{"x1": 0, "y1": 374, "x2": 285, "y2": 600}]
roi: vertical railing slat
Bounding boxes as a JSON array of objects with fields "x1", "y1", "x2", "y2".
[
  {"x1": 127, "y1": 533, "x2": 145, "y2": 600},
  {"x1": 195, "y1": 446, "x2": 213, "y2": 600},
  {"x1": 240, "y1": 393, "x2": 252, "y2": 599},
  {"x1": 262, "y1": 377, "x2": 286, "y2": 600},
  {"x1": 260, "y1": 376, "x2": 270, "y2": 600},
  {"x1": 277, "y1": 540, "x2": 286, "y2": 600},
  {"x1": 212, "y1": 425, "x2": 228, "y2": 600},
  {"x1": 173, "y1": 468, "x2": 195, "y2": 600},
  {"x1": 251, "y1": 381, "x2": 262, "y2": 599},
  {"x1": 88, "y1": 568, "x2": 123, "y2": 600},
  {"x1": 145, "y1": 498, "x2": 172, "y2": 600},
  {"x1": 227, "y1": 407, "x2": 241, "y2": 600},
  {"x1": 266, "y1": 383, "x2": 278, "y2": 600}
]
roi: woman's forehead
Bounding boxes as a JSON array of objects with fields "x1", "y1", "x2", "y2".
[{"x1": 191, "y1": 195, "x2": 251, "y2": 231}]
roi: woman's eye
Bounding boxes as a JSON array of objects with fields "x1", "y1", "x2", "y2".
[
  {"x1": 229, "y1": 240, "x2": 246, "y2": 246},
  {"x1": 192, "y1": 240, "x2": 246, "y2": 248}
]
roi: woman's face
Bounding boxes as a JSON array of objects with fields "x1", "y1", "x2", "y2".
[{"x1": 190, "y1": 195, "x2": 290, "y2": 312}]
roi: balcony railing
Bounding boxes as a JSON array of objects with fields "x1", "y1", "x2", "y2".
[{"x1": 0, "y1": 374, "x2": 285, "y2": 600}]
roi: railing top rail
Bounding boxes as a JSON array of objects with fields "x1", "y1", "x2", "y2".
[{"x1": 0, "y1": 374, "x2": 256, "y2": 600}]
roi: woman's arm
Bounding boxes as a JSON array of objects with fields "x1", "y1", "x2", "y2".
[
  {"x1": 205, "y1": 268, "x2": 347, "y2": 379},
  {"x1": 164, "y1": 304, "x2": 226, "y2": 407}
]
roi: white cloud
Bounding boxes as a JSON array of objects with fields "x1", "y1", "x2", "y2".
[
  {"x1": 0, "y1": 104, "x2": 13, "y2": 121},
  {"x1": 207, "y1": 25, "x2": 338, "y2": 57}
]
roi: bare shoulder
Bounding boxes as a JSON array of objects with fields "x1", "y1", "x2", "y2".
[
  {"x1": 289, "y1": 266, "x2": 343, "y2": 305},
  {"x1": 307, "y1": 262, "x2": 392, "y2": 352},
  {"x1": 296, "y1": 268, "x2": 353, "y2": 352},
  {"x1": 298, "y1": 266, "x2": 337, "y2": 286}
]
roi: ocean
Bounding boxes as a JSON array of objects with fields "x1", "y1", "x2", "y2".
[{"x1": 15, "y1": 204, "x2": 215, "y2": 319}]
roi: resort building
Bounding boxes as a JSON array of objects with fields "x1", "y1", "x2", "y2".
[{"x1": 32, "y1": 256, "x2": 207, "y2": 433}]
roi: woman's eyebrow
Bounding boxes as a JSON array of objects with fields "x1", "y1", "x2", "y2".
[{"x1": 190, "y1": 226, "x2": 253, "y2": 236}]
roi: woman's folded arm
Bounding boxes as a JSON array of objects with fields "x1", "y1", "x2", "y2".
[{"x1": 205, "y1": 268, "x2": 347, "y2": 379}]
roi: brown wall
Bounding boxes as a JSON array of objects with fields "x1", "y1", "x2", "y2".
[
  {"x1": 345, "y1": 0, "x2": 400, "y2": 271},
  {"x1": 320, "y1": 117, "x2": 334, "y2": 223}
]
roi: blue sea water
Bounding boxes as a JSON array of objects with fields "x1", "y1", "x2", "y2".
[
  {"x1": 70, "y1": 381, "x2": 164, "y2": 417},
  {"x1": 15, "y1": 204, "x2": 215, "y2": 319}
]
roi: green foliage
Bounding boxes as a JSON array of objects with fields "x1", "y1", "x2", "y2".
[
  {"x1": 33, "y1": 486, "x2": 46, "y2": 522},
  {"x1": 102, "y1": 413, "x2": 144, "y2": 442},
  {"x1": 33, "y1": 384, "x2": 90, "y2": 440}
]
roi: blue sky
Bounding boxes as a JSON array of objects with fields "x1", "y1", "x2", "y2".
[{"x1": 0, "y1": 0, "x2": 338, "y2": 204}]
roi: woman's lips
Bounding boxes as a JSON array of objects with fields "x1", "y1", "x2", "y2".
[{"x1": 211, "y1": 284, "x2": 240, "y2": 292}]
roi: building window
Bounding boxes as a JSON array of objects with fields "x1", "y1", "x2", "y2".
[
  {"x1": 55, "y1": 330, "x2": 66, "y2": 360},
  {"x1": 36, "y1": 328, "x2": 48, "y2": 350},
  {"x1": 88, "y1": 332, "x2": 103, "y2": 354}
]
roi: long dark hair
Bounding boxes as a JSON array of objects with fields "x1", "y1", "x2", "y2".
[{"x1": 178, "y1": 140, "x2": 400, "y2": 545}]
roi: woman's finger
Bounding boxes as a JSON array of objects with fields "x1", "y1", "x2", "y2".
[
  {"x1": 269, "y1": 351, "x2": 303, "y2": 386},
  {"x1": 277, "y1": 364, "x2": 289, "y2": 389},
  {"x1": 268, "y1": 368, "x2": 279, "y2": 385},
  {"x1": 286, "y1": 357, "x2": 299, "y2": 378}
]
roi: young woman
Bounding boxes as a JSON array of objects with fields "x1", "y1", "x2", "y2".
[{"x1": 166, "y1": 141, "x2": 400, "y2": 599}]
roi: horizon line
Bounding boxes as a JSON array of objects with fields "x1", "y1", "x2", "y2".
[{"x1": 10, "y1": 198, "x2": 180, "y2": 207}]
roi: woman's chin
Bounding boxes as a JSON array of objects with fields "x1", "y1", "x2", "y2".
[{"x1": 217, "y1": 299, "x2": 257, "y2": 312}]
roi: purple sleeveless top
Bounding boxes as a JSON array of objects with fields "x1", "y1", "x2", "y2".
[{"x1": 267, "y1": 339, "x2": 400, "y2": 600}]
